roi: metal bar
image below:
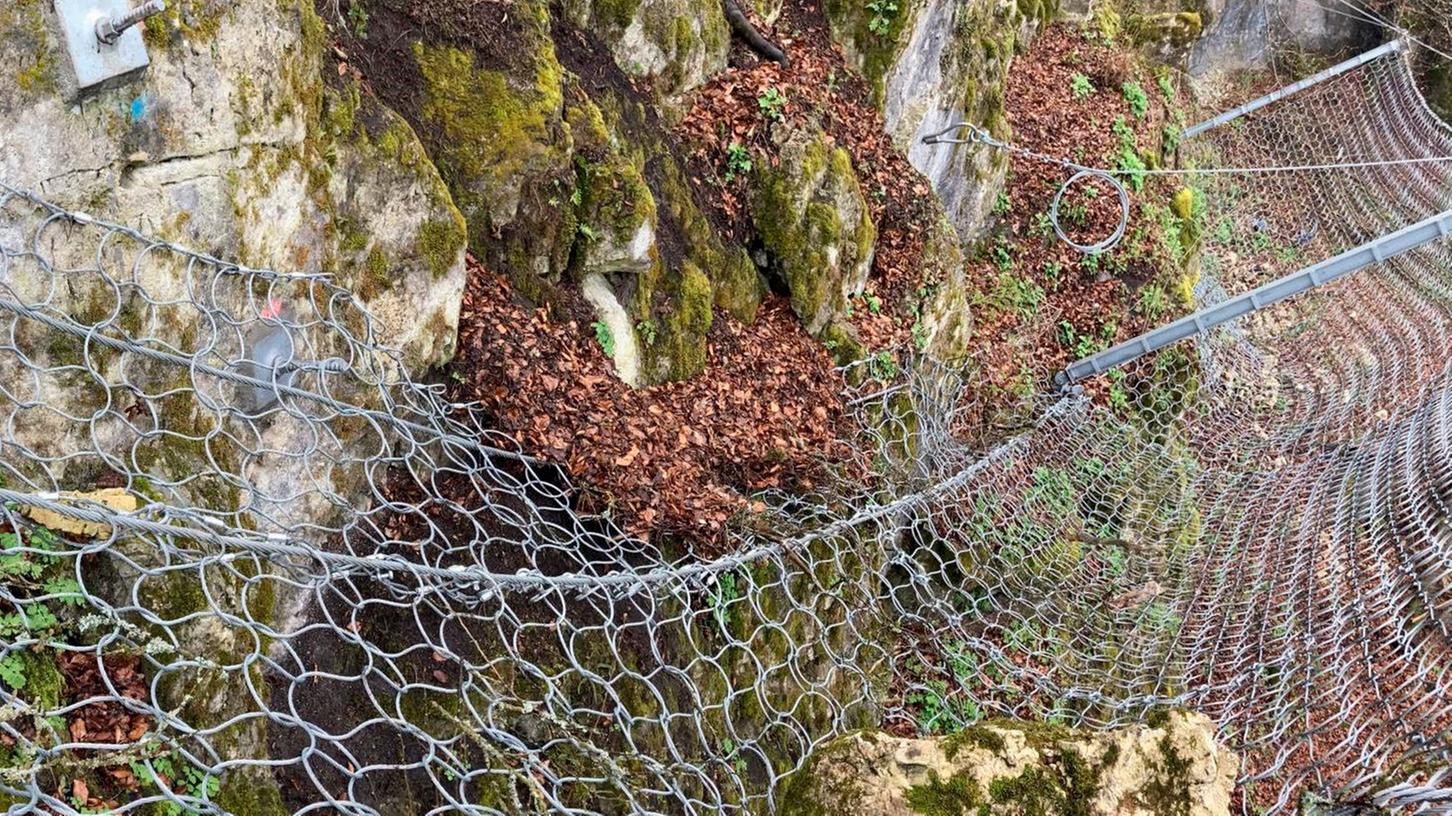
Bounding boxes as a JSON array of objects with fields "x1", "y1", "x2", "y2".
[
  {"x1": 1181, "y1": 39, "x2": 1406, "y2": 141},
  {"x1": 1057, "y1": 207, "x2": 1452, "y2": 387}
]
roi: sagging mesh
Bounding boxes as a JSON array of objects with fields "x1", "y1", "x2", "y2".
[{"x1": 0, "y1": 39, "x2": 1449, "y2": 816}]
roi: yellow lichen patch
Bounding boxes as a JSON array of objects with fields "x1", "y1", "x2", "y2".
[{"x1": 22, "y1": 488, "x2": 139, "y2": 538}]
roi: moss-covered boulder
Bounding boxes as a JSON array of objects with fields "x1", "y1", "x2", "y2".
[
  {"x1": 560, "y1": 0, "x2": 731, "y2": 103},
  {"x1": 752, "y1": 125, "x2": 876, "y2": 337},
  {"x1": 778, "y1": 712, "x2": 1238, "y2": 816},
  {"x1": 411, "y1": 7, "x2": 574, "y2": 307}
]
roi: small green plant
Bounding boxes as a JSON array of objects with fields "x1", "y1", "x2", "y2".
[
  {"x1": 1111, "y1": 115, "x2": 1146, "y2": 191},
  {"x1": 636, "y1": 319, "x2": 658, "y2": 347},
  {"x1": 131, "y1": 753, "x2": 220, "y2": 815},
  {"x1": 724, "y1": 142, "x2": 752, "y2": 181},
  {"x1": 718, "y1": 737, "x2": 749, "y2": 774},
  {"x1": 1043, "y1": 259, "x2": 1064, "y2": 290},
  {"x1": 911, "y1": 320, "x2": 930, "y2": 351},
  {"x1": 1137, "y1": 285, "x2": 1166, "y2": 320},
  {"x1": 577, "y1": 222, "x2": 598, "y2": 242},
  {"x1": 591, "y1": 321, "x2": 615, "y2": 358},
  {"x1": 1070, "y1": 72, "x2": 1095, "y2": 100},
  {"x1": 862, "y1": 290, "x2": 882, "y2": 314},
  {"x1": 710, "y1": 572, "x2": 740, "y2": 630},
  {"x1": 1121, "y1": 81, "x2": 1148, "y2": 119},
  {"x1": 1056, "y1": 319, "x2": 1077, "y2": 347},
  {"x1": 992, "y1": 190, "x2": 1012, "y2": 216},
  {"x1": 1108, "y1": 369, "x2": 1130, "y2": 411},
  {"x1": 992, "y1": 241, "x2": 1013, "y2": 273},
  {"x1": 991, "y1": 274, "x2": 1044, "y2": 319},
  {"x1": 866, "y1": 0, "x2": 899, "y2": 34},
  {"x1": 1157, "y1": 73, "x2": 1176, "y2": 101},
  {"x1": 868, "y1": 350, "x2": 898, "y2": 381},
  {"x1": 346, "y1": 1, "x2": 368, "y2": 37},
  {"x1": 757, "y1": 87, "x2": 787, "y2": 121},
  {"x1": 1029, "y1": 211, "x2": 1053, "y2": 238}
]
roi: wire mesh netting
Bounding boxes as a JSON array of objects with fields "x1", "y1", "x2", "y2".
[{"x1": 0, "y1": 37, "x2": 1451, "y2": 816}]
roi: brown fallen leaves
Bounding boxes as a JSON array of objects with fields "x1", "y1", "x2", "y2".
[
  {"x1": 452, "y1": 260, "x2": 852, "y2": 551},
  {"x1": 58, "y1": 651, "x2": 150, "y2": 747}
]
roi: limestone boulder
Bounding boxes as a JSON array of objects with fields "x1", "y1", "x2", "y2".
[
  {"x1": 778, "y1": 712, "x2": 1239, "y2": 816},
  {"x1": 752, "y1": 125, "x2": 876, "y2": 337}
]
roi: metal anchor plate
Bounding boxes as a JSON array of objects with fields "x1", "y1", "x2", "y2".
[{"x1": 55, "y1": 0, "x2": 159, "y2": 95}]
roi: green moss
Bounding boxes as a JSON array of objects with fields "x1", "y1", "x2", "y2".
[
  {"x1": 4, "y1": 0, "x2": 55, "y2": 97},
  {"x1": 413, "y1": 28, "x2": 566, "y2": 230},
  {"x1": 944, "y1": 725, "x2": 1007, "y2": 759},
  {"x1": 988, "y1": 767, "x2": 1064, "y2": 815},
  {"x1": 753, "y1": 132, "x2": 874, "y2": 337},
  {"x1": 142, "y1": 0, "x2": 233, "y2": 49},
  {"x1": 906, "y1": 770, "x2": 987, "y2": 816},
  {"x1": 659, "y1": 262, "x2": 714, "y2": 379},
  {"x1": 1127, "y1": 11, "x2": 1203, "y2": 47},
  {"x1": 416, "y1": 217, "x2": 466, "y2": 279},
  {"x1": 822, "y1": 0, "x2": 912, "y2": 101},
  {"x1": 1142, "y1": 733, "x2": 1194, "y2": 816},
  {"x1": 655, "y1": 160, "x2": 762, "y2": 323},
  {"x1": 595, "y1": 0, "x2": 646, "y2": 29},
  {"x1": 212, "y1": 773, "x2": 289, "y2": 816},
  {"x1": 17, "y1": 651, "x2": 64, "y2": 710},
  {"x1": 565, "y1": 96, "x2": 611, "y2": 154}
]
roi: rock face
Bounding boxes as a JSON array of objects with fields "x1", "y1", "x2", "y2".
[
  {"x1": 0, "y1": 0, "x2": 466, "y2": 370},
  {"x1": 0, "y1": 3, "x2": 467, "y2": 812},
  {"x1": 1189, "y1": 0, "x2": 1371, "y2": 80},
  {"x1": 382, "y1": 0, "x2": 760, "y2": 385},
  {"x1": 778, "y1": 712, "x2": 1239, "y2": 816},
  {"x1": 879, "y1": 0, "x2": 1039, "y2": 240},
  {"x1": 560, "y1": 0, "x2": 732, "y2": 104}
]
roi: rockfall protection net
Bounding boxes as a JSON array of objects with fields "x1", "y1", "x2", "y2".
[{"x1": 1, "y1": 40, "x2": 1452, "y2": 816}]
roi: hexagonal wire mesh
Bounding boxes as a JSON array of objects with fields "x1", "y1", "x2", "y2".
[{"x1": 0, "y1": 38, "x2": 1451, "y2": 816}]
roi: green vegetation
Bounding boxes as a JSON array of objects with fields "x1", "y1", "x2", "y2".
[
  {"x1": 346, "y1": 1, "x2": 368, "y2": 38},
  {"x1": 868, "y1": 350, "x2": 899, "y2": 381},
  {"x1": 1121, "y1": 81, "x2": 1148, "y2": 119},
  {"x1": 758, "y1": 87, "x2": 788, "y2": 121},
  {"x1": 991, "y1": 273, "x2": 1045, "y2": 319},
  {"x1": 709, "y1": 571, "x2": 740, "y2": 631},
  {"x1": 866, "y1": 0, "x2": 899, "y2": 35},
  {"x1": 130, "y1": 753, "x2": 221, "y2": 815},
  {"x1": 591, "y1": 320, "x2": 616, "y2": 357},
  {"x1": 636, "y1": 319, "x2": 658, "y2": 347},
  {"x1": 1111, "y1": 115, "x2": 1147, "y2": 191},
  {"x1": 1157, "y1": 72, "x2": 1176, "y2": 101},
  {"x1": 1070, "y1": 72, "x2": 1095, "y2": 100},
  {"x1": 724, "y1": 142, "x2": 753, "y2": 181}
]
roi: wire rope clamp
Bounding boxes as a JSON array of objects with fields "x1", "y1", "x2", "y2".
[{"x1": 54, "y1": 0, "x2": 165, "y2": 97}]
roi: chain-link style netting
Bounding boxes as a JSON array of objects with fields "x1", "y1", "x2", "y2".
[{"x1": 1, "y1": 39, "x2": 1451, "y2": 816}]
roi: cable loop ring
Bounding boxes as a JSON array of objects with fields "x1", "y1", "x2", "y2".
[
  {"x1": 921, "y1": 122, "x2": 988, "y2": 145},
  {"x1": 1049, "y1": 169, "x2": 1130, "y2": 255}
]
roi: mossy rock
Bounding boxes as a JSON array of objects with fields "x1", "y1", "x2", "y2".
[{"x1": 751, "y1": 126, "x2": 875, "y2": 337}]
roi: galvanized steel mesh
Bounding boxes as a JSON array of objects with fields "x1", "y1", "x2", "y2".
[{"x1": 1, "y1": 41, "x2": 1451, "y2": 816}]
